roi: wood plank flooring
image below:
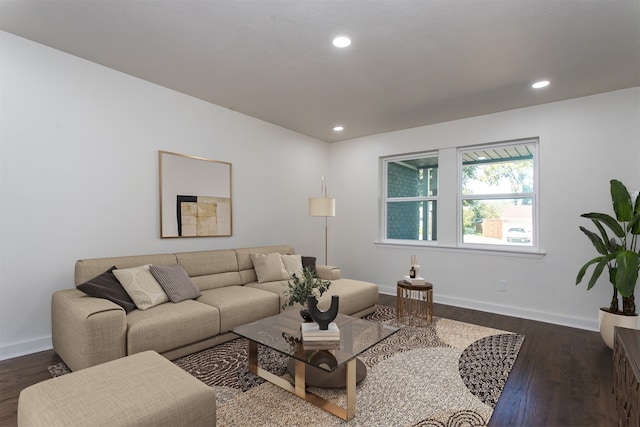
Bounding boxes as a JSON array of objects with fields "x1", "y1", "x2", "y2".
[{"x1": 0, "y1": 295, "x2": 617, "y2": 426}]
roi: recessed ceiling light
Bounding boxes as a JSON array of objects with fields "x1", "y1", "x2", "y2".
[
  {"x1": 333, "y1": 126, "x2": 344, "y2": 132},
  {"x1": 332, "y1": 36, "x2": 351, "y2": 48},
  {"x1": 532, "y1": 80, "x2": 550, "y2": 89}
]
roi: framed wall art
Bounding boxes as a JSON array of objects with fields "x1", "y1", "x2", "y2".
[{"x1": 159, "y1": 150, "x2": 232, "y2": 238}]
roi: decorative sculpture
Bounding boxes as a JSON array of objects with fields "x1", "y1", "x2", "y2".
[{"x1": 307, "y1": 295, "x2": 339, "y2": 330}]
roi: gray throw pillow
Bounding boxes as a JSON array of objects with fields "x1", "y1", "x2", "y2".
[{"x1": 149, "y1": 264, "x2": 201, "y2": 303}]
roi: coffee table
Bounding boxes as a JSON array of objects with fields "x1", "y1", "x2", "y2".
[{"x1": 232, "y1": 310, "x2": 398, "y2": 421}]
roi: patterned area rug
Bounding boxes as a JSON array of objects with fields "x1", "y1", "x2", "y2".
[{"x1": 49, "y1": 305, "x2": 524, "y2": 426}]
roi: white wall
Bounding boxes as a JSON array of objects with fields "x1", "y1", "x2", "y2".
[
  {"x1": 0, "y1": 32, "x2": 331, "y2": 359},
  {"x1": 328, "y1": 87, "x2": 640, "y2": 331}
]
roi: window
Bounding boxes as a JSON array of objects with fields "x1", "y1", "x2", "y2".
[
  {"x1": 460, "y1": 139, "x2": 538, "y2": 248},
  {"x1": 383, "y1": 154, "x2": 438, "y2": 242}
]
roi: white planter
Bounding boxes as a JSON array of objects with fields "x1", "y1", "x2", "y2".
[{"x1": 598, "y1": 308, "x2": 640, "y2": 349}]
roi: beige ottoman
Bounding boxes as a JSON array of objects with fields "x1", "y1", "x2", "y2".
[{"x1": 18, "y1": 351, "x2": 216, "y2": 426}]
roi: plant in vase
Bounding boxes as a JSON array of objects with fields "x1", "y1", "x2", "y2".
[
  {"x1": 576, "y1": 179, "x2": 639, "y2": 348},
  {"x1": 282, "y1": 267, "x2": 331, "y2": 321}
]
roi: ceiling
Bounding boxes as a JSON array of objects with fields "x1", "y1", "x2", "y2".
[{"x1": 1, "y1": 0, "x2": 639, "y2": 143}]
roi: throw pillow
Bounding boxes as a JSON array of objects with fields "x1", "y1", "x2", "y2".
[
  {"x1": 302, "y1": 256, "x2": 317, "y2": 273},
  {"x1": 281, "y1": 254, "x2": 303, "y2": 278},
  {"x1": 250, "y1": 252, "x2": 290, "y2": 283},
  {"x1": 77, "y1": 266, "x2": 137, "y2": 313},
  {"x1": 113, "y1": 264, "x2": 169, "y2": 310},
  {"x1": 149, "y1": 264, "x2": 201, "y2": 303}
]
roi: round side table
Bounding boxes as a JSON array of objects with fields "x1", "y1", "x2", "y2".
[{"x1": 396, "y1": 280, "x2": 433, "y2": 326}]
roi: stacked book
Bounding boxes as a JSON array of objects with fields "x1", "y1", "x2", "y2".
[
  {"x1": 301, "y1": 322, "x2": 340, "y2": 346},
  {"x1": 404, "y1": 275, "x2": 426, "y2": 285},
  {"x1": 303, "y1": 340, "x2": 341, "y2": 350}
]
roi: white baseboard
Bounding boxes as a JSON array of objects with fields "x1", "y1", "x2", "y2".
[
  {"x1": 378, "y1": 285, "x2": 598, "y2": 332},
  {"x1": 0, "y1": 335, "x2": 52, "y2": 361}
]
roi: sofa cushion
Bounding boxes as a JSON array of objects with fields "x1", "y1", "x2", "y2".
[
  {"x1": 235, "y1": 245, "x2": 295, "y2": 284},
  {"x1": 77, "y1": 266, "x2": 137, "y2": 313},
  {"x1": 250, "y1": 252, "x2": 290, "y2": 283},
  {"x1": 245, "y1": 280, "x2": 290, "y2": 310},
  {"x1": 248, "y1": 278, "x2": 378, "y2": 317},
  {"x1": 318, "y1": 278, "x2": 379, "y2": 315},
  {"x1": 281, "y1": 254, "x2": 303, "y2": 278},
  {"x1": 175, "y1": 250, "x2": 242, "y2": 291},
  {"x1": 126, "y1": 300, "x2": 220, "y2": 355},
  {"x1": 197, "y1": 286, "x2": 280, "y2": 333},
  {"x1": 114, "y1": 265, "x2": 169, "y2": 310},
  {"x1": 176, "y1": 249, "x2": 238, "y2": 277},
  {"x1": 149, "y1": 264, "x2": 201, "y2": 302}
]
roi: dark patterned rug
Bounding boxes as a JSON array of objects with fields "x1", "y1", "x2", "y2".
[{"x1": 49, "y1": 305, "x2": 524, "y2": 426}]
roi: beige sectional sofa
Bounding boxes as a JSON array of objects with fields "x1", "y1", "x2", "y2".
[{"x1": 52, "y1": 244, "x2": 379, "y2": 371}]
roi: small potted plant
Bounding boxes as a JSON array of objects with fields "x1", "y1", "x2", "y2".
[
  {"x1": 576, "y1": 179, "x2": 639, "y2": 348},
  {"x1": 282, "y1": 267, "x2": 331, "y2": 321}
]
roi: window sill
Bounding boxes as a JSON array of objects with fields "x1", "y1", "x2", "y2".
[{"x1": 374, "y1": 241, "x2": 546, "y2": 259}]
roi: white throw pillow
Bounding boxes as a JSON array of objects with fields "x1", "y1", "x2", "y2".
[
  {"x1": 250, "y1": 253, "x2": 290, "y2": 283},
  {"x1": 281, "y1": 254, "x2": 303, "y2": 278},
  {"x1": 113, "y1": 264, "x2": 169, "y2": 310}
]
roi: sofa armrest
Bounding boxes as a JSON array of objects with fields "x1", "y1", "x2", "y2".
[
  {"x1": 316, "y1": 265, "x2": 341, "y2": 280},
  {"x1": 52, "y1": 289, "x2": 127, "y2": 371}
]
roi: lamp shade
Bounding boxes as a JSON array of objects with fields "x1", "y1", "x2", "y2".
[{"x1": 309, "y1": 197, "x2": 336, "y2": 217}]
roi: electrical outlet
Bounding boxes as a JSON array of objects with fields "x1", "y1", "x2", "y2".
[{"x1": 497, "y1": 280, "x2": 507, "y2": 292}]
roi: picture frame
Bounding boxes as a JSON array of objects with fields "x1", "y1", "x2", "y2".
[{"x1": 159, "y1": 150, "x2": 232, "y2": 238}]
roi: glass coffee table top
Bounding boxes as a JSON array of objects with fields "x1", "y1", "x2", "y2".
[
  {"x1": 233, "y1": 310, "x2": 399, "y2": 420},
  {"x1": 233, "y1": 310, "x2": 399, "y2": 371}
]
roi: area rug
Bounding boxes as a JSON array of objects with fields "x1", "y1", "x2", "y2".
[{"x1": 49, "y1": 305, "x2": 524, "y2": 426}]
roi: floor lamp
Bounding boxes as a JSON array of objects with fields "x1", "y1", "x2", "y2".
[{"x1": 308, "y1": 177, "x2": 335, "y2": 265}]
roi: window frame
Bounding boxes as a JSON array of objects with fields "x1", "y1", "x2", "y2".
[
  {"x1": 381, "y1": 151, "x2": 439, "y2": 245},
  {"x1": 457, "y1": 138, "x2": 539, "y2": 252}
]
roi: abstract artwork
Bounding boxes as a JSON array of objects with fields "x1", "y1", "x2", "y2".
[{"x1": 176, "y1": 195, "x2": 231, "y2": 237}]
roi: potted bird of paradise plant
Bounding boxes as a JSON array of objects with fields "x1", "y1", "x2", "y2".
[{"x1": 576, "y1": 179, "x2": 639, "y2": 348}]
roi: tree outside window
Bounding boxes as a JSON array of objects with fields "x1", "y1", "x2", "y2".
[{"x1": 460, "y1": 140, "x2": 537, "y2": 247}]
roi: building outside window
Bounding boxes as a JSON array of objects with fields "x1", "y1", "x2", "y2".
[
  {"x1": 383, "y1": 154, "x2": 438, "y2": 242},
  {"x1": 460, "y1": 139, "x2": 538, "y2": 249}
]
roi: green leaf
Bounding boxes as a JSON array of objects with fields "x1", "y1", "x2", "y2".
[
  {"x1": 576, "y1": 256, "x2": 603, "y2": 285},
  {"x1": 615, "y1": 250, "x2": 639, "y2": 297},
  {"x1": 588, "y1": 257, "x2": 612, "y2": 290},
  {"x1": 581, "y1": 212, "x2": 625, "y2": 238},
  {"x1": 281, "y1": 266, "x2": 331, "y2": 310},
  {"x1": 610, "y1": 179, "x2": 633, "y2": 222},
  {"x1": 629, "y1": 212, "x2": 640, "y2": 236},
  {"x1": 578, "y1": 226, "x2": 608, "y2": 255},
  {"x1": 592, "y1": 220, "x2": 612, "y2": 251}
]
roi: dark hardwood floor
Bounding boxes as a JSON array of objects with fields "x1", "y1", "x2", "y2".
[{"x1": 0, "y1": 295, "x2": 616, "y2": 427}]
